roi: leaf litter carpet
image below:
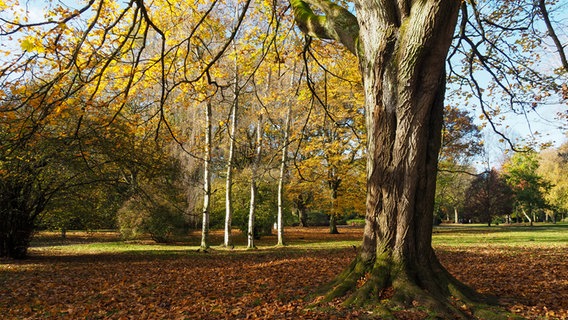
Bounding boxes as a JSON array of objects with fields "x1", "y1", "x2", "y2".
[{"x1": 1, "y1": 228, "x2": 566, "y2": 319}]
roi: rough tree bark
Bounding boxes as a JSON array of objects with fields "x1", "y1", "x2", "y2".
[{"x1": 291, "y1": 0, "x2": 502, "y2": 317}]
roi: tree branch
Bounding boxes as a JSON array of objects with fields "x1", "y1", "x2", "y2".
[
  {"x1": 290, "y1": 0, "x2": 359, "y2": 54},
  {"x1": 537, "y1": 0, "x2": 568, "y2": 71}
]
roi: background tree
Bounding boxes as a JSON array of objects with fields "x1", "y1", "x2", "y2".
[
  {"x1": 435, "y1": 106, "x2": 483, "y2": 223},
  {"x1": 538, "y1": 141, "x2": 568, "y2": 222},
  {"x1": 503, "y1": 151, "x2": 552, "y2": 225},
  {"x1": 463, "y1": 169, "x2": 513, "y2": 226},
  {"x1": 435, "y1": 168, "x2": 474, "y2": 224},
  {"x1": 285, "y1": 41, "x2": 365, "y2": 233}
]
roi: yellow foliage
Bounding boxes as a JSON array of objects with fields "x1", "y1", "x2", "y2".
[{"x1": 20, "y1": 36, "x2": 44, "y2": 53}]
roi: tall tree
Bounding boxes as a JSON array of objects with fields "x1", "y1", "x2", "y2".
[
  {"x1": 463, "y1": 169, "x2": 513, "y2": 226},
  {"x1": 247, "y1": 113, "x2": 263, "y2": 249},
  {"x1": 290, "y1": 0, "x2": 565, "y2": 316},
  {"x1": 201, "y1": 101, "x2": 213, "y2": 249},
  {"x1": 538, "y1": 141, "x2": 568, "y2": 221},
  {"x1": 503, "y1": 151, "x2": 551, "y2": 225},
  {"x1": 291, "y1": 0, "x2": 468, "y2": 312},
  {"x1": 435, "y1": 106, "x2": 482, "y2": 223},
  {"x1": 435, "y1": 165, "x2": 474, "y2": 223},
  {"x1": 277, "y1": 104, "x2": 291, "y2": 245}
]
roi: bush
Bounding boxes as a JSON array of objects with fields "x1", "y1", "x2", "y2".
[
  {"x1": 0, "y1": 210, "x2": 34, "y2": 259},
  {"x1": 346, "y1": 218, "x2": 365, "y2": 226},
  {"x1": 307, "y1": 212, "x2": 329, "y2": 226},
  {"x1": 117, "y1": 194, "x2": 186, "y2": 243},
  {"x1": 1, "y1": 176, "x2": 47, "y2": 259}
]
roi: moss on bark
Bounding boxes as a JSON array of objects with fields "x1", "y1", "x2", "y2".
[{"x1": 314, "y1": 250, "x2": 517, "y2": 319}]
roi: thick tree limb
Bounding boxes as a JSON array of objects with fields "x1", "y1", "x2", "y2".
[
  {"x1": 537, "y1": 0, "x2": 568, "y2": 71},
  {"x1": 289, "y1": 0, "x2": 359, "y2": 54}
]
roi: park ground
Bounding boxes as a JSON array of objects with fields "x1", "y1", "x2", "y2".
[{"x1": 1, "y1": 224, "x2": 567, "y2": 319}]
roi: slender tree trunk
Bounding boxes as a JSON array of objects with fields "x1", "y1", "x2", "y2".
[
  {"x1": 522, "y1": 209, "x2": 533, "y2": 226},
  {"x1": 277, "y1": 104, "x2": 292, "y2": 246},
  {"x1": 247, "y1": 114, "x2": 263, "y2": 249},
  {"x1": 224, "y1": 55, "x2": 240, "y2": 248},
  {"x1": 329, "y1": 183, "x2": 340, "y2": 234},
  {"x1": 247, "y1": 180, "x2": 257, "y2": 248},
  {"x1": 454, "y1": 207, "x2": 459, "y2": 224},
  {"x1": 224, "y1": 98, "x2": 237, "y2": 247},
  {"x1": 277, "y1": 61, "x2": 299, "y2": 243},
  {"x1": 200, "y1": 101, "x2": 213, "y2": 249},
  {"x1": 298, "y1": 206, "x2": 308, "y2": 227}
]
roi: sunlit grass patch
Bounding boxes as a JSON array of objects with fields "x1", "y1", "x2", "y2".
[{"x1": 432, "y1": 223, "x2": 568, "y2": 248}]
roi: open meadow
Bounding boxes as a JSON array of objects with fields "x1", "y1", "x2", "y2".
[{"x1": 1, "y1": 224, "x2": 567, "y2": 319}]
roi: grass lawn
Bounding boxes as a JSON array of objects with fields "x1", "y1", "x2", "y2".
[
  {"x1": 433, "y1": 223, "x2": 568, "y2": 247},
  {"x1": 1, "y1": 224, "x2": 566, "y2": 319}
]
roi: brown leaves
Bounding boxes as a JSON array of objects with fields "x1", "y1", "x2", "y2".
[
  {"x1": 437, "y1": 246, "x2": 568, "y2": 319},
  {"x1": 1, "y1": 228, "x2": 567, "y2": 319},
  {"x1": 0, "y1": 248, "x2": 357, "y2": 319}
]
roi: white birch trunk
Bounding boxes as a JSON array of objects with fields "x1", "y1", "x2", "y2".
[
  {"x1": 277, "y1": 104, "x2": 292, "y2": 246},
  {"x1": 454, "y1": 207, "x2": 458, "y2": 224},
  {"x1": 224, "y1": 11, "x2": 240, "y2": 247},
  {"x1": 275, "y1": 62, "x2": 295, "y2": 246},
  {"x1": 200, "y1": 101, "x2": 212, "y2": 249},
  {"x1": 248, "y1": 114, "x2": 263, "y2": 249},
  {"x1": 522, "y1": 209, "x2": 533, "y2": 226},
  {"x1": 224, "y1": 97, "x2": 237, "y2": 247}
]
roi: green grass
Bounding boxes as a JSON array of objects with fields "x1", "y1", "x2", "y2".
[
  {"x1": 28, "y1": 223, "x2": 568, "y2": 257},
  {"x1": 432, "y1": 223, "x2": 568, "y2": 247},
  {"x1": 32, "y1": 241, "x2": 198, "y2": 255},
  {"x1": 30, "y1": 239, "x2": 362, "y2": 258}
]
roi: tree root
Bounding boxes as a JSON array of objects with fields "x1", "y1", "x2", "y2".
[{"x1": 314, "y1": 252, "x2": 516, "y2": 319}]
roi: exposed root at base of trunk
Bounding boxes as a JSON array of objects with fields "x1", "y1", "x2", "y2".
[{"x1": 315, "y1": 254, "x2": 516, "y2": 319}]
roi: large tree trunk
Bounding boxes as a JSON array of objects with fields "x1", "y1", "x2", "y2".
[
  {"x1": 323, "y1": 2, "x2": 492, "y2": 317},
  {"x1": 291, "y1": 0, "x2": 500, "y2": 316},
  {"x1": 293, "y1": 194, "x2": 310, "y2": 227},
  {"x1": 298, "y1": 207, "x2": 308, "y2": 227},
  {"x1": 454, "y1": 207, "x2": 459, "y2": 224}
]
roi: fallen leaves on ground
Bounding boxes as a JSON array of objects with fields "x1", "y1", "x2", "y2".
[
  {"x1": 437, "y1": 245, "x2": 568, "y2": 319},
  {"x1": 0, "y1": 227, "x2": 566, "y2": 319}
]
